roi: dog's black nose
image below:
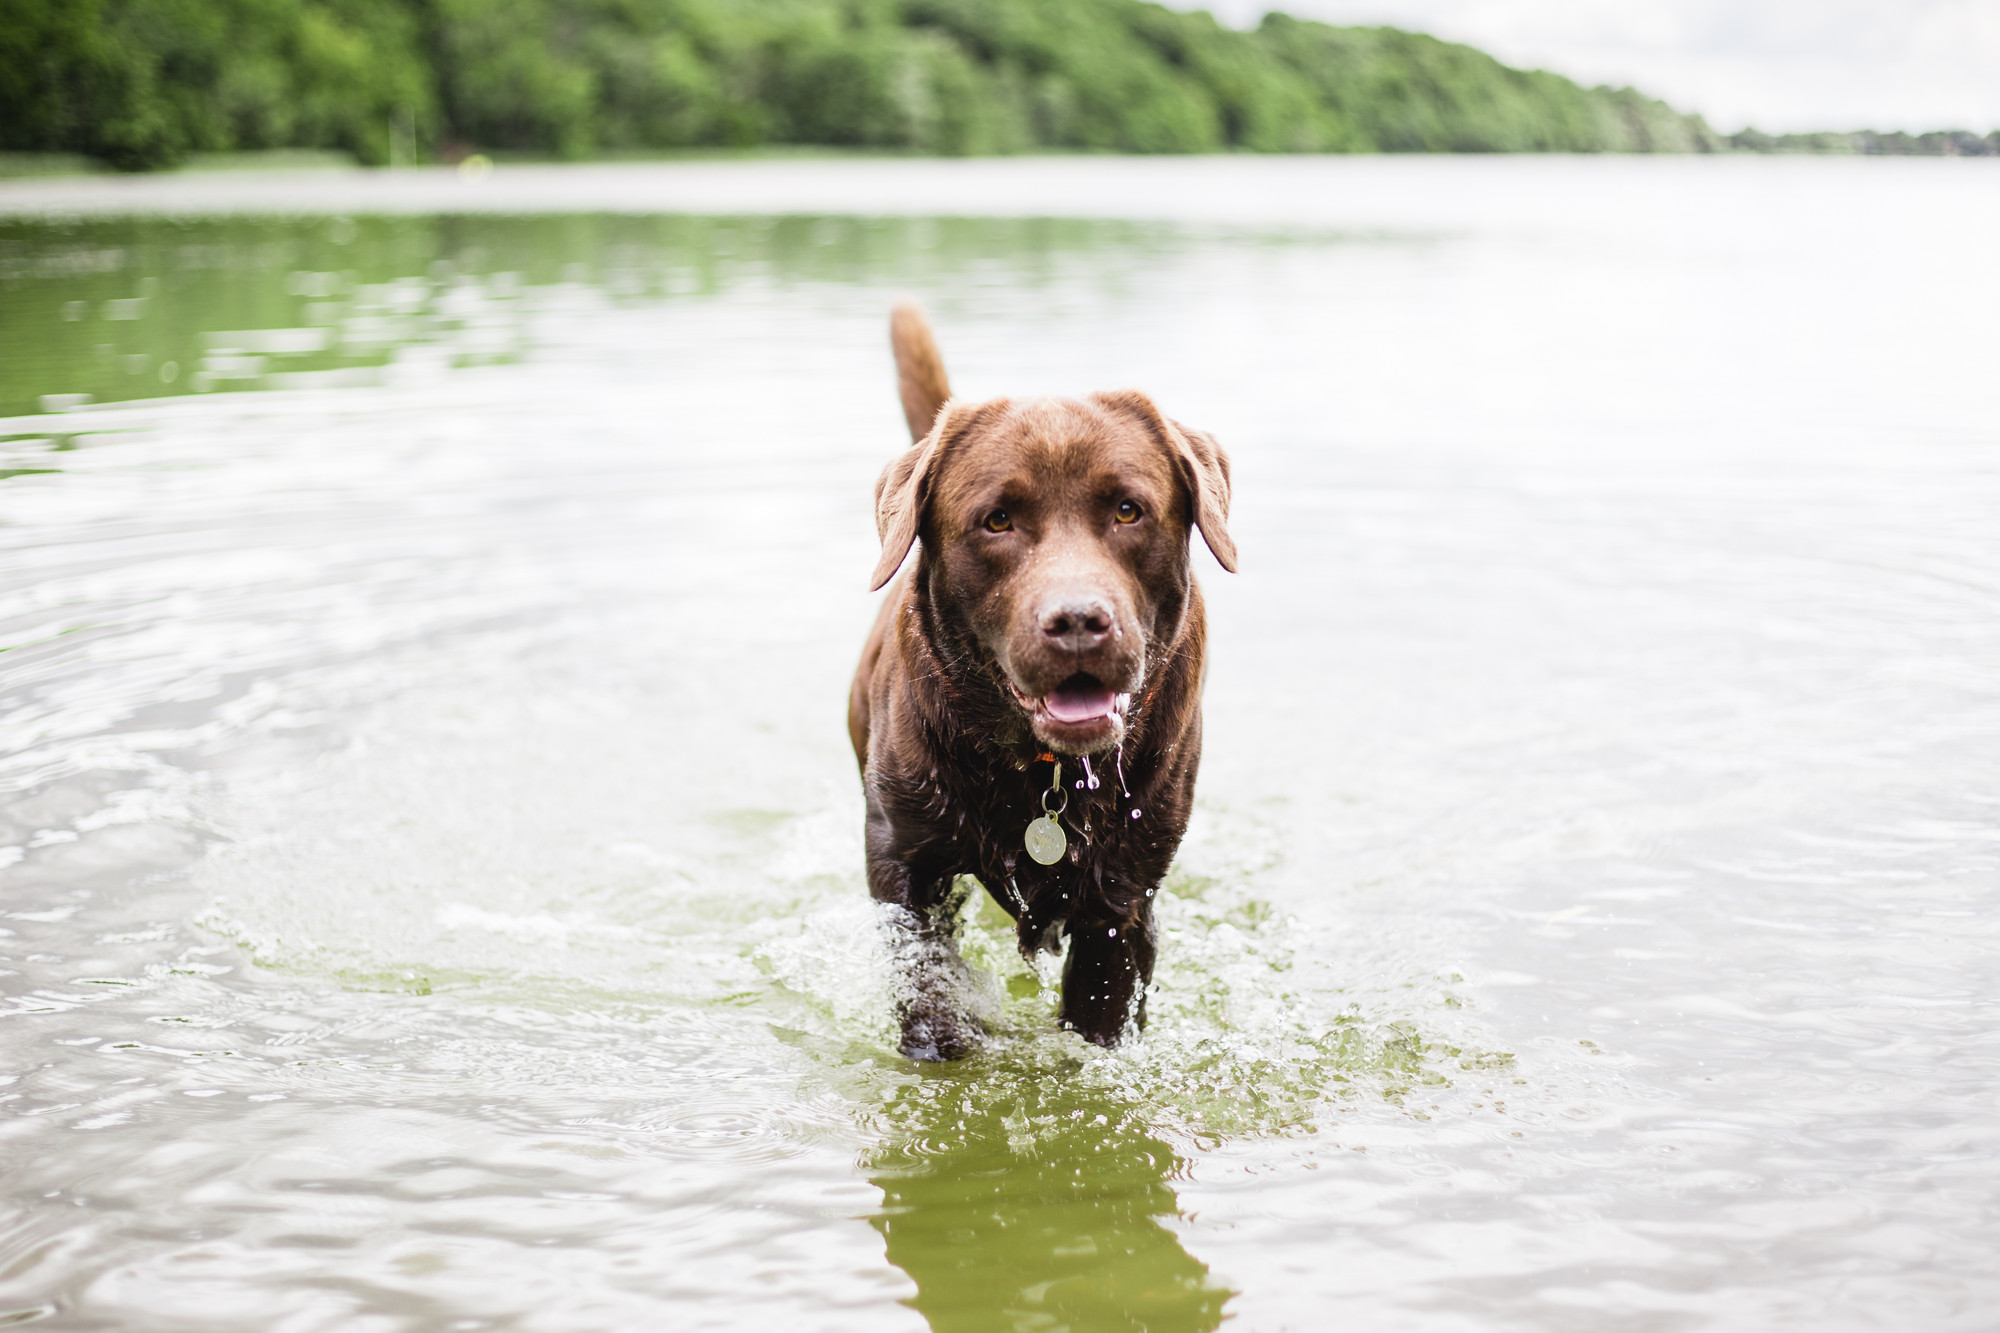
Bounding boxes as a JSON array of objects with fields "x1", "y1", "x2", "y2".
[{"x1": 1039, "y1": 596, "x2": 1115, "y2": 651}]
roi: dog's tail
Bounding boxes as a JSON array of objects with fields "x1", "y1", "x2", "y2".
[{"x1": 890, "y1": 302, "x2": 951, "y2": 443}]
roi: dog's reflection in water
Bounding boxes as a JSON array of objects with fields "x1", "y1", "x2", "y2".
[{"x1": 868, "y1": 1063, "x2": 1231, "y2": 1333}]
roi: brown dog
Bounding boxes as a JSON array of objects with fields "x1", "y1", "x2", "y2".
[{"x1": 848, "y1": 304, "x2": 1236, "y2": 1060}]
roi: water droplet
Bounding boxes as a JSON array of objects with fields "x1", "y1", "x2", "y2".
[{"x1": 1130, "y1": 808, "x2": 1142, "y2": 819}]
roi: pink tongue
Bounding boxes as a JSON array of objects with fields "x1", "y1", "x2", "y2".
[{"x1": 1045, "y1": 677, "x2": 1115, "y2": 724}]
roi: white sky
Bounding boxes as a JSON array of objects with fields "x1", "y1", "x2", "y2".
[{"x1": 1191, "y1": 0, "x2": 2000, "y2": 133}]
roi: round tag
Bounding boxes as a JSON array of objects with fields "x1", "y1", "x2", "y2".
[{"x1": 1024, "y1": 814, "x2": 1066, "y2": 865}]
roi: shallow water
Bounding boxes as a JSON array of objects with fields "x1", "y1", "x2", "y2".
[{"x1": 2, "y1": 156, "x2": 1998, "y2": 1331}]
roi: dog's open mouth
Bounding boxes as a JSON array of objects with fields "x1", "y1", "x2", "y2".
[
  {"x1": 1009, "y1": 672, "x2": 1132, "y2": 728},
  {"x1": 1046, "y1": 673, "x2": 1119, "y2": 723}
]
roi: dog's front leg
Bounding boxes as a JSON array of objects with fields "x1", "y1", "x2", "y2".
[
  {"x1": 878, "y1": 900, "x2": 980, "y2": 1062},
  {"x1": 1059, "y1": 902, "x2": 1157, "y2": 1047},
  {"x1": 866, "y1": 801, "x2": 977, "y2": 1061}
]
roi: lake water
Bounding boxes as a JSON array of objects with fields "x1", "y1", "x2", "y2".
[{"x1": 2, "y1": 155, "x2": 1997, "y2": 1331}]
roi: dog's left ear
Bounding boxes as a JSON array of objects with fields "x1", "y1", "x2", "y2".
[
  {"x1": 1167, "y1": 417, "x2": 1237, "y2": 573},
  {"x1": 1094, "y1": 391, "x2": 1237, "y2": 573}
]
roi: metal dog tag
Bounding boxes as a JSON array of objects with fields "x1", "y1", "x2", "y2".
[
  {"x1": 1026, "y1": 758, "x2": 1069, "y2": 865},
  {"x1": 1024, "y1": 814, "x2": 1066, "y2": 865}
]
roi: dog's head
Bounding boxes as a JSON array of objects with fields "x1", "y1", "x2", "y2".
[{"x1": 871, "y1": 390, "x2": 1236, "y2": 755}]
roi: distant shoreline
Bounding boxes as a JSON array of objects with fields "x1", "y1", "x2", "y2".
[
  {"x1": 5, "y1": 125, "x2": 1997, "y2": 190},
  {"x1": 4, "y1": 153, "x2": 1995, "y2": 230}
]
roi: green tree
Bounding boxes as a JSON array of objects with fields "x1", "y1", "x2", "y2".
[{"x1": 0, "y1": 0, "x2": 1736, "y2": 168}]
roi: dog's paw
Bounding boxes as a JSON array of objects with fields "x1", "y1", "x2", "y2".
[{"x1": 899, "y1": 1011, "x2": 979, "y2": 1062}]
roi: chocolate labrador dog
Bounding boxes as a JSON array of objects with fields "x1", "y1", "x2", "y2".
[{"x1": 849, "y1": 304, "x2": 1236, "y2": 1060}]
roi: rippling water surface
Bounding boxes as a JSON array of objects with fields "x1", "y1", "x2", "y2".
[{"x1": 2, "y1": 157, "x2": 1997, "y2": 1331}]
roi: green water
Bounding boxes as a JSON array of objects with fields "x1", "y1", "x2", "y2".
[
  {"x1": 870, "y1": 1069, "x2": 1227, "y2": 1333},
  {"x1": 0, "y1": 212, "x2": 1179, "y2": 418}
]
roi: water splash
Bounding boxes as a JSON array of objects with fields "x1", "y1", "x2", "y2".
[{"x1": 756, "y1": 862, "x2": 1500, "y2": 1148}]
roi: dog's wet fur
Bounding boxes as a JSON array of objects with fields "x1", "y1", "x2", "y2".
[{"x1": 849, "y1": 304, "x2": 1235, "y2": 1060}]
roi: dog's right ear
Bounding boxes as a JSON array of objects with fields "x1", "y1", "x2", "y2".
[
  {"x1": 870, "y1": 400, "x2": 1006, "y2": 590},
  {"x1": 871, "y1": 304, "x2": 957, "y2": 591},
  {"x1": 870, "y1": 435, "x2": 933, "y2": 591}
]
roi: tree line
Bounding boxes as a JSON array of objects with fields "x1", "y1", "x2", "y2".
[{"x1": 5, "y1": 0, "x2": 1982, "y2": 172}]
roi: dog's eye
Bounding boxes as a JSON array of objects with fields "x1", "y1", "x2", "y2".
[
  {"x1": 983, "y1": 509, "x2": 1012, "y2": 533},
  {"x1": 1115, "y1": 500, "x2": 1142, "y2": 524}
]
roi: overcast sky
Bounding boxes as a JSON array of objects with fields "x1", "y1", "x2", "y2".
[{"x1": 1191, "y1": 0, "x2": 2000, "y2": 133}]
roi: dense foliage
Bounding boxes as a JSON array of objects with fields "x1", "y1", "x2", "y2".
[
  {"x1": 3, "y1": 0, "x2": 1731, "y2": 169},
  {"x1": 1, "y1": 0, "x2": 433, "y2": 169}
]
